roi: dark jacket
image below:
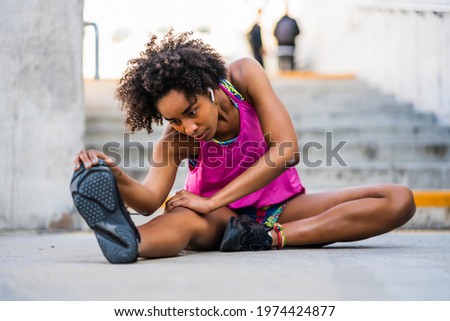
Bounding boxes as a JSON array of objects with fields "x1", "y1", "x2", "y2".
[
  {"x1": 274, "y1": 15, "x2": 300, "y2": 46},
  {"x1": 248, "y1": 23, "x2": 263, "y2": 51}
]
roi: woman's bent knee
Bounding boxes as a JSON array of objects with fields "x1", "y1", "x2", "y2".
[
  {"x1": 163, "y1": 207, "x2": 208, "y2": 231},
  {"x1": 387, "y1": 185, "x2": 416, "y2": 227}
]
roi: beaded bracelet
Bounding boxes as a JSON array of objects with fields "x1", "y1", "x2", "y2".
[{"x1": 273, "y1": 223, "x2": 286, "y2": 249}]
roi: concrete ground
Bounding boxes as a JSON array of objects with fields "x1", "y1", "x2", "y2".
[
  {"x1": 2, "y1": 76, "x2": 450, "y2": 303},
  {"x1": 1, "y1": 229, "x2": 449, "y2": 301}
]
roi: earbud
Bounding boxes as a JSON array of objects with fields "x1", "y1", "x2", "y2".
[{"x1": 208, "y1": 87, "x2": 215, "y2": 102}]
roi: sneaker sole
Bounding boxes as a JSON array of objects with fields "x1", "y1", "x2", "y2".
[{"x1": 70, "y1": 163, "x2": 139, "y2": 263}]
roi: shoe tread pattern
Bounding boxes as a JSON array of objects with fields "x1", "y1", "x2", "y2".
[
  {"x1": 72, "y1": 166, "x2": 138, "y2": 263},
  {"x1": 79, "y1": 172, "x2": 116, "y2": 212},
  {"x1": 73, "y1": 194, "x2": 105, "y2": 226}
]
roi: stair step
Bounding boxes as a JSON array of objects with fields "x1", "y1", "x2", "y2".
[
  {"x1": 300, "y1": 139, "x2": 450, "y2": 163},
  {"x1": 297, "y1": 162, "x2": 450, "y2": 189},
  {"x1": 291, "y1": 108, "x2": 435, "y2": 121},
  {"x1": 297, "y1": 124, "x2": 450, "y2": 141}
]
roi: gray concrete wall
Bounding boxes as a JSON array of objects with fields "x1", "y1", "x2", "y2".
[
  {"x1": 0, "y1": 0, "x2": 84, "y2": 229},
  {"x1": 299, "y1": 0, "x2": 450, "y2": 124}
]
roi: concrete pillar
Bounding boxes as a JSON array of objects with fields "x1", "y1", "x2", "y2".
[{"x1": 0, "y1": 0, "x2": 84, "y2": 229}]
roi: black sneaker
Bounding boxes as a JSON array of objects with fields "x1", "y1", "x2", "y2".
[
  {"x1": 70, "y1": 160, "x2": 140, "y2": 263},
  {"x1": 220, "y1": 215, "x2": 273, "y2": 251}
]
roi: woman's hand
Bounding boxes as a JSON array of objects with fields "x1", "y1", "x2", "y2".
[
  {"x1": 73, "y1": 149, "x2": 123, "y2": 179},
  {"x1": 164, "y1": 190, "x2": 216, "y2": 215}
]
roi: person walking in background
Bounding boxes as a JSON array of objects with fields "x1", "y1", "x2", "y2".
[
  {"x1": 273, "y1": 10, "x2": 300, "y2": 71},
  {"x1": 247, "y1": 8, "x2": 265, "y2": 68}
]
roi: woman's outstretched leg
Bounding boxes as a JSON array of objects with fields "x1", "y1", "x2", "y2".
[
  {"x1": 278, "y1": 184, "x2": 416, "y2": 246},
  {"x1": 71, "y1": 160, "x2": 236, "y2": 262}
]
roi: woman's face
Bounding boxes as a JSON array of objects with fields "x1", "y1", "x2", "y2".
[{"x1": 156, "y1": 90, "x2": 218, "y2": 141}]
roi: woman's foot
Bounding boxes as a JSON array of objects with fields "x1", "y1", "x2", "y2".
[
  {"x1": 70, "y1": 161, "x2": 140, "y2": 263},
  {"x1": 220, "y1": 215, "x2": 273, "y2": 251}
]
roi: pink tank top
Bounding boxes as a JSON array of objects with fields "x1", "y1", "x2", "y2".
[{"x1": 184, "y1": 80, "x2": 305, "y2": 210}]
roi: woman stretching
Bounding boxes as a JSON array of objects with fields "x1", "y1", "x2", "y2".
[{"x1": 71, "y1": 31, "x2": 416, "y2": 263}]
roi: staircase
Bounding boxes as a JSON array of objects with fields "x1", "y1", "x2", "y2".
[
  {"x1": 84, "y1": 77, "x2": 450, "y2": 227},
  {"x1": 274, "y1": 78, "x2": 450, "y2": 190}
]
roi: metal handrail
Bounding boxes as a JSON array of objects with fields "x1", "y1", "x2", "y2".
[
  {"x1": 84, "y1": 22, "x2": 99, "y2": 80},
  {"x1": 358, "y1": 1, "x2": 450, "y2": 15}
]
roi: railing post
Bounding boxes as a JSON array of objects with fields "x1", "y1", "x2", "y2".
[{"x1": 84, "y1": 22, "x2": 99, "y2": 80}]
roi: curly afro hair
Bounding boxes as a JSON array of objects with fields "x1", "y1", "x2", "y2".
[{"x1": 115, "y1": 30, "x2": 227, "y2": 134}]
